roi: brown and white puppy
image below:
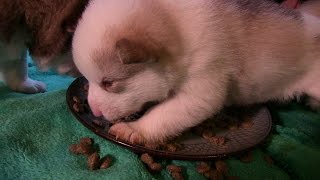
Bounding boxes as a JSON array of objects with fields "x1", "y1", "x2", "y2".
[
  {"x1": 72, "y1": 0, "x2": 320, "y2": 144},
  {"x1": 0, "y1": 0, "x2": 88, "y2": 93}
]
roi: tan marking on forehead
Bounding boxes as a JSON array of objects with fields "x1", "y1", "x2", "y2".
[{"x1": 90, "y1": 45, "x2": 146, "y2": 81}]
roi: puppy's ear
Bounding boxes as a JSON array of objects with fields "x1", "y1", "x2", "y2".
[{"x1": 115, "y1": 38, "x2": 157, "y2": 64}]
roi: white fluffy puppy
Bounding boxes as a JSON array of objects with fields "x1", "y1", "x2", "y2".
[{"x1": 72, "y1": 0, "x2": 320, "y2": 144}]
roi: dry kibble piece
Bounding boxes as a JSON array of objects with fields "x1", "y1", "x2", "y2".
[
  {"x1": 79, "y1": 143, "x2": 95, "y2": 155},
  {"x1": 264, "y1": 155, "x2": 274, "y2": 165},
  {"x1": 215, "y1": 160, "x2": 228, "y2": 175},
  {"x1": 87, "y1": 152, "x2": 100, "y2": 170},
  {"x1": 240, "y1": 120, "x2": 254, "y2": 129},
  {"x1": 167, "y1": 165, "x2": 183, "y2": 173},
  {"x1": 166, "y1": 143, "x2": 183, "y2": 152},
  {"x1": 72, "y1": 96, "x2": 81, "y2": 103},
  {"x1": 92, "y1": 119, "x2": 104, "y2": 127},
  {"x1": 240, "y1": 151, "x2": 253, "y2": 163},
  {"x1": 69, "y1": 143, "x2": 93, "y2": 155},
  {"x1": 73, "y1": 103, "x2": 84, "y2": 113},
  {"x1": 73, "y1": 103, "x2": 80, "y2": 112},
  {"x1": 166, "y1": 143, "x2": 178, "y2": 152},
  {"x1": 202, "y1": 129, "x2": 215, "y2": 139},
  {"x1": 171, "y1": 172, "x2": 185, "y2": 180},
  {"x1": 209, "y1": 136, "x2": 226, "y2": 145},
  {"x1": 140, "y1": 153, "x2": 154, "y2": 165},
  {"x1": 100, "y1": 156, "x2": 112, "y2": 169},
  {"x1": 149, "y1": 162, "x2": 162, "y2": 171},
  {"x1": 80, "y1": 137, "x2": 93, "y2": 146},
  {"x1": 196, "y1": 162, "x2": 211, "y2": 174}
]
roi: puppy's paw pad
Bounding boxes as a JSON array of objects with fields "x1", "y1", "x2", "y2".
[
  {"x1": 109, "y1": 123, "x2": 145, "y2": 145},
  {"x1": 18, "y1": 78, "x2": 46, "y2": 94}
]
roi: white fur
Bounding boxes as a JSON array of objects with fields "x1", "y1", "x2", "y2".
[
  {"x1": 0, "y1": 29, "x2": 46, "y2": 94},
  {"x1": 73, "y1": 0, "x2": 320, "y2": 143}
]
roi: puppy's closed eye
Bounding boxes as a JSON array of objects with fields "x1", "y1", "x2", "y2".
[{"x1": 101, "y1": 79, "x2": 125, "y2": 93}]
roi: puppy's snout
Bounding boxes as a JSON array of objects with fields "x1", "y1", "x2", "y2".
[
  {"x1": 91, "y1": 106, "x2": 103, "y2": 117},
  {"x1": 87, "y1": 89, "x2": 102, "y2": 117},
  {"x1": 88, "y1": 101, "x2": 102, "y2": 117}
]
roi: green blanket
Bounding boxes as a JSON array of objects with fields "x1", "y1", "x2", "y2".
[{"x1": 1, "y1": 62, "x2": 319, "y2": 180}]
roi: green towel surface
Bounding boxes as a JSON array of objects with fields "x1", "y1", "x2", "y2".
[{"x1": 1, "y1": 62, "x2": 319, "y2": 180}]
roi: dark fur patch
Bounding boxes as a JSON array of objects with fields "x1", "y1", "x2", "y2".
[
  {"x1": 233, "y1": 0, "x2": 302, "y2": 21},
  {"x1": 0, "y1": 0, "x2": 89, "y2": 61},
  {"x1": 22, "y1": 0, "x2": 89, "y2": 59},
  {"x1": 0, "y1": 0, "x2": 24, "y2": 42},
  {"x1": 116, "y1": 38, "x2": 155, "y2": 64}
]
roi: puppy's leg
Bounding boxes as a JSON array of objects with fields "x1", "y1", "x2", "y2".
[
  {"x1": 2, "y1": 51, "x2": 46, "y2": 94},
  {"x1": 109, "y1": 77, "x2": 227, "y2": 144}
]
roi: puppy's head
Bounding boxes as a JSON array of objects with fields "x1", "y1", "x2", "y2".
[
  {"x1": 72, "y1": 0, "x2": 182, "y2": 122},
  {"x1": 23, "y1": 0, "x2": 89, "y2": 74}
]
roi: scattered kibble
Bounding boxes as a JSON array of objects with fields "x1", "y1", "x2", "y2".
[
  {"x1": 92, "y1": 119, "x2": 104, "y2": 127},
  {"x1": 215, "y1": 160, "x2": 228, "y2": 175},
  {"x1": 100, "y1": 156, "x2": 112, "y2": 169},
  {"x1": 69, "y1": 137, "x2": 112, "y2": 171},
  {"x1": 165, "y1": 143, "x2": 183, "y2": 152},
  {"x1": 140, "y1": 153, "x2": 162, "y2": 172},
  {"x1": 72, "y1": 96, "x2": 81, "y2": 103},
  {"x1": 140, "y1": 153, "x2": 154, "y2": 165},
  {"x1": 167, "y1": 165, "x2": 183, "y2": 173},
  {"x1": 202, "y1": 130, "x2": 215, "y2": 139},
  {"x1": 73, "y1": 103, "x2": 84, "y2": 113},
  {"x1": 167, "y1": 165, "x2": 184, "y2": 180},
  {"x1": 240, "y1": 120, "x2": 254, "y2": 129},
  {"x1": 149, "y1": 162, "x2": 162, "y2": 171},
  {"x1": 197, "y1": 162, "x2": 211, "y2": 174},
  {"x1": 87, "y1": 152, "x2": 100, "y2": 170},
  {"x1": 208, "y1": 136, "x2": 226, "y2": 145},
  {"x1": 80, "y1": 137, "x2": 93, "y2": 146}
]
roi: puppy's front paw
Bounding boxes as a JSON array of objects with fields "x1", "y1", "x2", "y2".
[
  {"x1": 109, "y1": 122, "x2": 146, "y2": 145},
  {"x1": 13, "y1": 78, "x2": 46, "y2": 94}
]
